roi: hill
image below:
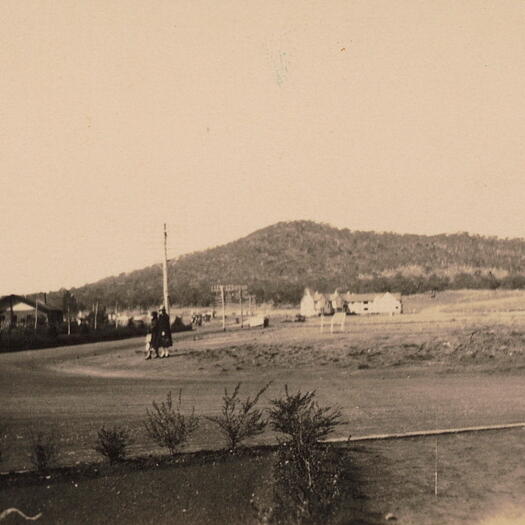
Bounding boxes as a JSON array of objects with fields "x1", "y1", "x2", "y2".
[{"x1": 47, "y1": 221, "x2": 525, "y2": 308}]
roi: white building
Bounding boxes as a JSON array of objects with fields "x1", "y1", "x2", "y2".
[
  {"x1": 345, "y1": 292, "x2": 402, "y2": 315},
  {"x1": 373, "y1": 292, "x2": 403, "y2": 314},
  {"x1": 299, "y1": 288, "x2": 317, "y2": 317},
  {"x1": 299, "y1": 289, "x2": 403, "y2": 316}
]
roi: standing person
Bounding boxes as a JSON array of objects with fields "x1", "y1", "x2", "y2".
[
  {"x1": 158, "y1": 306, "x2": 173, "y2": 358},
  {"x1": 145, "y1": 311, "x2": 160, "y2": 360}
]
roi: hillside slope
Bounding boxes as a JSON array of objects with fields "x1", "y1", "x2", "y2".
[{"x1": 47, "y1": 221, "x2": 525, "y2": 308}]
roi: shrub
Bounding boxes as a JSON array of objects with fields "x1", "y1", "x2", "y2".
[
  {"x1": 270, "y1": 441, "x2": 344, "y2": 525},
  {"x1": 95, "y1": 425, "x2": 132, "y2": 464},
  {"x1": 144, "y1": 390, "x2": 199, "y2": 456},
  {"x1": 268, "y1": 387, "x2": 344, "y2": 524},
  {"x1": 29, "y1": 430, "x2": 59, "y2": 474},
  {"x1": 206, "y1": 382, "x2": 271, "y2": 450},
  {"x1": 270, "y1": 387, "x2": 342, "y2": 446}
]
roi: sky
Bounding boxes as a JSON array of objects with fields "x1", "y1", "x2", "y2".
[{"x1": 1, "y1": 0, "x2": 524, "y2": 295}]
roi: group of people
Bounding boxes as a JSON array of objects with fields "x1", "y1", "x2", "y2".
[{"x1": 145, "y1": 306, "x2": 173, "y2": 359}]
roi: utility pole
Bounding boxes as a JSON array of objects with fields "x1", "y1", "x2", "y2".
[
  {"x1": 434, "y1": 410, "x2": 439, "y2": 497},
  {"x1": 162, "y1": 223, "x2": 170, "y2": 314},
  {"x1": 34, "y1": 299, "x2": 38, "y2": 332},
  {"x1": 239, "y1": 287, "x2": 243, "y2": 328},
  {"x1": 9, "y1": 295, "x2": 14, "y2": 330},
  {"x1": 247, "y1": 294, "x2": 256, "y2": 316},
  {"x1": 221, "y1": 285, "x2": 226, "y2": 331},
  {"x1": 94, "y1": 301, "x2": 99, "y2": 331}
]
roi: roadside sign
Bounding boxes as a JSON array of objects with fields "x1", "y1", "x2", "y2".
[{"x1": 211, "y1": 284, "x2": 249, "y2": 330}]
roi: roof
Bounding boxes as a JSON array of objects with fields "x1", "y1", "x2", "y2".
[
  {"x1": 0, "y1": 295, "x2": 62, "y2": 315},
  {"x1": 308, "y1": 291, "x2": 402, "y2": 304},
  {"x1": 381, "y1": 292, "x2": 402, "y2": 301},
  {"x1": 344, "y1": 293, "x2": 378, "y2": 303},
  {"x1": 344, "y1": 292, "x2": 402, "y2": 303}
]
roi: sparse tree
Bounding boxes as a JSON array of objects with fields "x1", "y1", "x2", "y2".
[{"x1": 61, "y1": 291, "x2": 78, "y2": 335}]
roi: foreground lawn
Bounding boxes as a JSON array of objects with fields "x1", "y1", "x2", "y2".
[{"x1": 1, "y1": 429, "x2": 524, "y2": 524}]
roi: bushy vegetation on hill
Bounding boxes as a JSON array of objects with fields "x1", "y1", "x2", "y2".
[{"x1": 46, "y1": 221, "x2": 525, "y2": 309}]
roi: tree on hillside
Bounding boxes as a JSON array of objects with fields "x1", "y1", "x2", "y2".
[{"x1": 42, "y1": 221, "x2": 525, "y2": 308}]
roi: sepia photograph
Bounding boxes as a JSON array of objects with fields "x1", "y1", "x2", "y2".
[{"x1": 1, "y1": 1, "x2": 524, "y2": 523}]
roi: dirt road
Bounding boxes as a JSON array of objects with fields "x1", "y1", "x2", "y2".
[{"x1": 1, "y1": 323, "x2": 524, "y2": 471}]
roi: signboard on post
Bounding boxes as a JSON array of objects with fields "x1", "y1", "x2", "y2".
[
  {"x1": 212, "y1": 285, "x2": 248, "y2": 293},
  {"x1": 211, "y1": 284, "x2": 249, "y2": 331}
]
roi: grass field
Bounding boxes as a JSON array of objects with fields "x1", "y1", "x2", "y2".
[
  {"x1": 1, "y1": 429, "x2": 524, "y2": 524},
  {"x1": 1, "y1": 289, "x2": 525, "y2": 523}
]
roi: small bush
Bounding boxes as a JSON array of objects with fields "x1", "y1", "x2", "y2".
[
  {"x1": 144, "y1": 390, "x2": 199, "y2": 456},
  {"x1": 29, "y1": 430, "x2": 59, "y2": 474},
  {"x1": 269, "y1": 387, "x2": 342, "y2": 446},
  {"x1": 95, "y1": 425, "x2": 132, "y2": 464},
  {"x1": 268, "y1": 387, "x2": 345, "y2": 524},
  {"x1": 206, "y1": 382, "x2": 271, "y2": 450},
  {"x1": 270, "y1": 441, "x2": 344, "y2": 525}
]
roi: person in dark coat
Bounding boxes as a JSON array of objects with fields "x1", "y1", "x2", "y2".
[
  {"x1": 158, "y1": 306, "x2": 173, "y2": 358},
  {"x1": 145, "y1": 311, "x2": 160, "y2": 359}
]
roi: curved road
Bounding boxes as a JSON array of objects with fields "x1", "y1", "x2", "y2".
[{"x1": 1, "y1": 334, "x2": 524, "y2": 471}]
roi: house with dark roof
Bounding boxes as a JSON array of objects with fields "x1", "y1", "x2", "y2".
[{"x1": 0, "y1": 295, "x2": 63, "y2": 328}]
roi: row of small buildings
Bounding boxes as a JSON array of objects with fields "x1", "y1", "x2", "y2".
[
  {"x1": 0, "y1": 294, "x2": 177, "y2": 330},
  {"x1": 0, "y1": 295, "x2": 148, "y2": 329},
  {"x1": 1, "y1": 289, "x2": 403, "y2": 329},
  {"x1": 300, "y1": 289, "x2": 402, "y2": 317}
]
